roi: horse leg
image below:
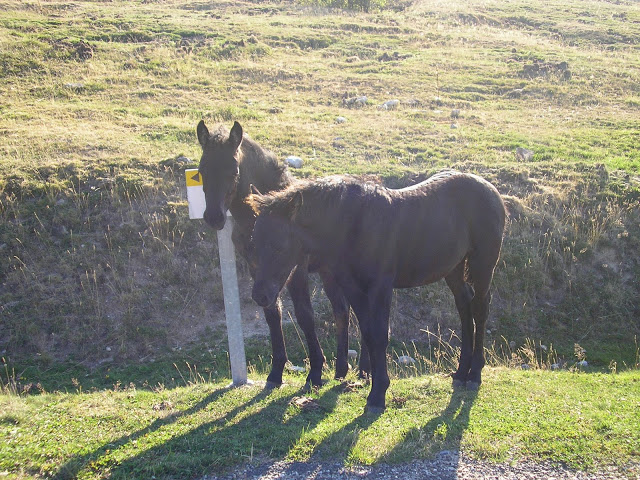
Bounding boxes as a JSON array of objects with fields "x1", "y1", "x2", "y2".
[
  {"x1": 319, "y1": 268, "x2": 350, "y2": 379},
  {"x1": 344, "y1": 276, "x2": 392, "y2": 413},
  {"x1": 445, "y1": 261, "x2": 475, "y2": 388},
  {"x1": 264, "y1": 299, "x2": 287, "y2": 388},
  {"x1": 287, "y1": 262, "x2": 326, "y2": 390},
  {"x1": 358, "y1": 331, "x2": 371, "y2": 380},
  {"x1": 466, "y1": 256, "x2": 498, "y2": 390}
]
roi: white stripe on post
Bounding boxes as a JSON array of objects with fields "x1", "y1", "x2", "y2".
[
  {"x1": 185, "y1": 169, "x2": 248, "y2": 386},
  {"x1": 217, "y1": 212, "x2": 248, "y2": 386}
]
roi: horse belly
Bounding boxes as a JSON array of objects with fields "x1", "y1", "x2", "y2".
[{"x1": 392, "y1": 235, "x2": 468, "y2": 288}]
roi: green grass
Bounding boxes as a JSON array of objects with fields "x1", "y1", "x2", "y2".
[
  {"x1": 1, "y1": 369, "x2": 639, "y2": 479},
  {"x1": 1, "y1": 0, "x2": 640, "y2": 475}
]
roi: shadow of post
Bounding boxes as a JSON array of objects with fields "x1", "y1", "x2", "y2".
[{"x1": 52, "y1": 384, "x2": 272, "y2": 479}]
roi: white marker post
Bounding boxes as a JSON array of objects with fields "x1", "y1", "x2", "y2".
[{"x1": 186, "y1": 169, "x2": 248, "y2": 387}]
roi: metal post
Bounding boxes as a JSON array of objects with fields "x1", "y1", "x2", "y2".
[
  {"x1": 217, "y1": 212, "x2": 248, "y2": 387},
  {"x1": 185, "y1": 170, "x2": 248, "y2": 387}
]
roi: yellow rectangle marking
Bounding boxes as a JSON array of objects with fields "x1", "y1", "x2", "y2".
[{"x1": 185, "y1": 169, "x2": 203, "y2": 187}]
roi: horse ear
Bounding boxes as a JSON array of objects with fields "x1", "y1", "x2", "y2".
[
  {"x1": 229, "y1": 121, "x2": 243, "y2": 150},
  {"x1": 197, "y1": 120, "x2": 209, "y2": 148},
  {"x1": 246, "y1": 184, "x2": 262, "y2": 216}
]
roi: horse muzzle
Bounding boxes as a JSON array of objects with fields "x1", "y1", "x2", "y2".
[
  {"x1": 203, "y1": 207, "x2": 226, "y2": 230},
  {"x1": 251, "y1": 281, "x2": 279, "y2": 308}
]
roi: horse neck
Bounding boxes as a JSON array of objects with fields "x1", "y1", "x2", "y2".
[
  {"x1": 229, "y1": 141, "x2": 293, "y2": 228},
  {"x1": 294, "y1": 186, "x2": 360, "y2": 255}
]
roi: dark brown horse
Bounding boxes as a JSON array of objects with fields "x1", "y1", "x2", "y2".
[
  {"x1": 248, "y1": 171, "x2": 506, "y2": 412},
  {"x1": 196, "y1": 121, "x2": 369, "y2": 389}
]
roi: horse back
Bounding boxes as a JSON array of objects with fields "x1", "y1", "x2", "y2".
[{"x1": 354, "y1": 172, "x2": 505, "y2": 287}]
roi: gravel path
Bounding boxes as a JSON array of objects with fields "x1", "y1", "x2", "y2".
[{"x1": 206, "y1": 451, "x2": 637, "y2": 480}]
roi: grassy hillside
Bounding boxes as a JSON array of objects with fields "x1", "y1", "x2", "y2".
[{"x1": 1, "y1": 0, "x2": 639, "y2": 378}]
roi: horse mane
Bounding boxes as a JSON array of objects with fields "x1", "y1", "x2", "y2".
[
  {"x1": 239, "y1": 134, "x2": 291, "y2": 191},
  {"x1": 246, "y1": 175, "x2": 387, "y2": 224},
  {"x1": 246, "y1": 180, "x2": 310, "y2": 218}
]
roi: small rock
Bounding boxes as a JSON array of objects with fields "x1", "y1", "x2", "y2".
[
  {"x1": 451, "y1": 109, "x2": 461, "y2": 118},
  {"x1": 450, "y1": 123, "x2": 458, "y2": 129},
  {"x1": 287, "y1": 364, "x2": 306, "y2": 373},
  {"x1": 355, "y1": 96, "x2": 368, "y2": 107},
  {"x1": 335, "y1": 116, "x2": 347, "y2": 124},
  {"x1": 516, "y1": 147, "x2": 534, "y2": 161},
  {"x1": 436, "y1": 450, "x2": 459, "y2": 463},
  {"x1": 343, "y1": 381, "x2": 365, "y2": 392},
  {"x1": 551, "y1": 363, "x2": 561, "y2": 370},
  {"x1": 106, "y1": 346, "x2": 112, "y2": 352},
  {"x1": 64, "y1": 82, "x2": 85, "y2": 90},
  {"x1": 175, "y1": 155, "x2": 191, "y2": 164},
  {"x1": 342, "y1": 96, "x2": 368, "y2": 108},
  {"x1": 268, "y1": 107, "x2": 283, "y2": 114},
  {"x1": 152, "y1": 400, "x2": 174, "y2": 411},
  {"x1": 332, "y1": 137, "x2": 346, "y2": 149},
  {"x1": 397, "y1": 355, "x2": 416, "y2": 366},
  {"x1": 486, "y1": 329, "x2": 492, "y2": 335},
  {"x1": 577, "y1": 360, "x2": 588, "y2": 368},
  {"x1": 285, "y1": 156, "x2": 303, "y2": 168},
  {"x1": 290, "y1": 396, "x2": 320, "y2": 410},
  {"x1": 379, "y1": 99, "x2": 399, "y2": 110},
  {"x1": 540, "y1": 344, "x2": 548, "y2": 351},
  {"x1": 521, "y1": 364, "x2": 531, "y2": 370},
  {"x1": 509, "y1": 341, "x2": 517, "y2": 350},
  {"x1": 347, "y1": 349, "x2": 358, "y2": 359}
]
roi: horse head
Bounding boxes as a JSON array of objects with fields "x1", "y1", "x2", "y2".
[
  {"x1": 197, "y1": 120, "x2": 243, "y2": 229},
  {"x1": 246, "y1": 187, "x2": 307, "y2": 307}
]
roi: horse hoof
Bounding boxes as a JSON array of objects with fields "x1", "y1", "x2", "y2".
[
  {"x1": 364, "y1": 404, "x2": 385, "y2": 415},
  {"x1": 265, "y1": 381, "x2": 282, "y2": 390},
  {"x1": 466, "y1": 381, "x2": 481, "y2": 391},
  {"x1": 335, "y1": 368, "x2": 348, "y2": 380},
  {"x1": 452, "y1": 379, "x2": 466, "y2": 391},
  {"x1": 302, "y1": 381, "x2": 322, "y2": 393}
]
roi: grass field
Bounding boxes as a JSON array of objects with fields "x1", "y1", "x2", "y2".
[
  {"x1": 1, "y1": 368, "x2": 639, "y2": 479},
  {"x1": 1, "y1": 0, "x2": 639, "y2": 476}
]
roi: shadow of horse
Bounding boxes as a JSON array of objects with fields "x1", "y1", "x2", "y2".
[
  {"x1": 381, "y1": 388, "x2": 478, "y2": 479},
  {"x1": 55, "y1": 383, "x2": 345, "y2": 479},
  {"x1": 52, "y1": 382, "x2": 477, "y2": 479},
  {"x1": 52, "y1": 384, "x2": 271, "y2": 479}
]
